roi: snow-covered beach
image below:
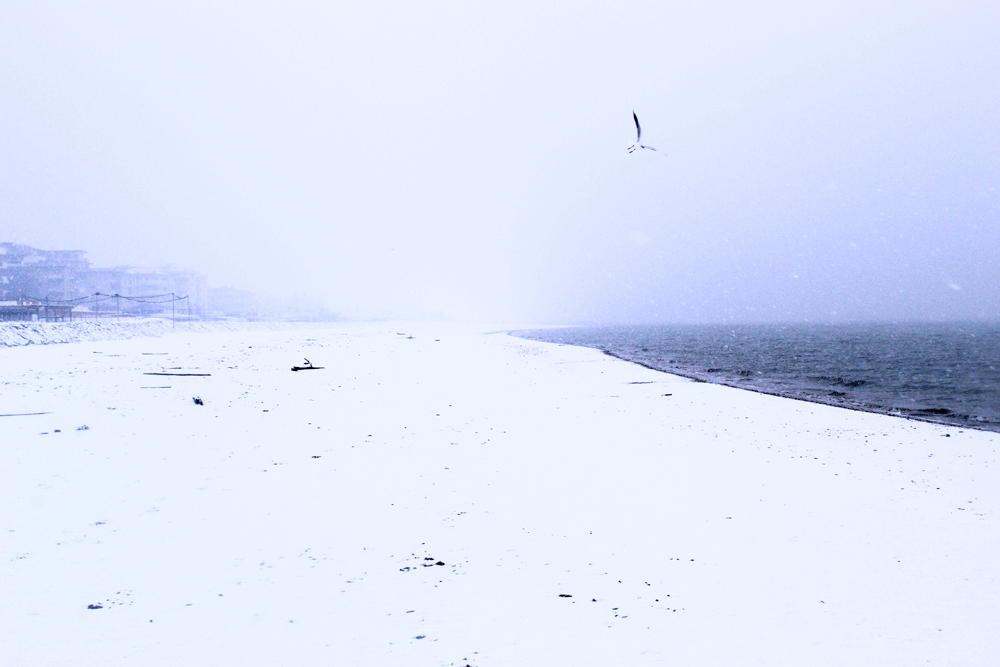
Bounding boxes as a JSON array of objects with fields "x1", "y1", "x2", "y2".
[{"x1": 3, "y1": 322, "x2": 997, "y2": 666}]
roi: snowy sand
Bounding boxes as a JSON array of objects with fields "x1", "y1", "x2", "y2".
[{"x1": 2, "y1": 322, "x2": 997, "y2": 666}]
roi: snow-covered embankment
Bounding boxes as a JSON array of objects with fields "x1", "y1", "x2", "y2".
[
  {"x1": 0, "y1": 318, "x2": 350, "y2": 348},
  {"x1": 0, "y1": 318, "x2": 176, "y2": 347}
]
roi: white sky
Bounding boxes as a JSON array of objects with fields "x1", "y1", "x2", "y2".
[{"x1": 2, "y1": 1, "x2": 998, "y2": 323}]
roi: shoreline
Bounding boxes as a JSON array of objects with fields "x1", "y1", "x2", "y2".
[
  {"x1": 509, "y1": 326, "x2": 1000, "y2": 435},
  {"x1": 3, "y1": 323, "x2": 997, "y2": 665},
  {"x1": 596, "y1": 348, "x2": 1000, "y2": 434}
]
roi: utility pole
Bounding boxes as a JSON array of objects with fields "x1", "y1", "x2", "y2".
[{"x1": 171, "y1": 293, "x2": 175, "y2": 329}]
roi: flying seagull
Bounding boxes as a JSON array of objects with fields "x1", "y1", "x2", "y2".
[{"x1": 628, "y1": 111, "x2": 662, "y2": 154}]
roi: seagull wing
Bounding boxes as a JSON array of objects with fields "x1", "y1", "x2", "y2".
[{"x1": 633, "y1": 111, "x2": 641, "y2": 142}]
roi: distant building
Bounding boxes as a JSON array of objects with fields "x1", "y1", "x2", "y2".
[
  {"x1": 0, "y1": 242, "x2": 89, "y2": 301},
  {"x1": 0, "y1": 242, "x2": 207, "y2": 320},
  {"x1": 207, "y1": 286, "x2": 260, "y2": 318}
]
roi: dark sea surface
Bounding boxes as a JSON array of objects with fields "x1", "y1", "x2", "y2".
[{"x1": 514, "y1": 323, "x2": 1000, "y2": 433}]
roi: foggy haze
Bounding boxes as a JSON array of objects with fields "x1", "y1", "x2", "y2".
[{"x1": 2, "y1": 1, "x2": 998, "y2": 323}]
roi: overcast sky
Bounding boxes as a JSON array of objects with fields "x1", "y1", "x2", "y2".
[{"x1": 2, "y1": 1, "x2": 998, "y2": 323}]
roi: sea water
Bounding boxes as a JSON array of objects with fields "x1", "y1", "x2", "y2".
[{"x1": 515, "y1": 322, "x2": 1000, "y2": 432}]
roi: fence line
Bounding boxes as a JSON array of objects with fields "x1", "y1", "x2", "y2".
[{"x1": 4, "y1": 292, "x2": 192, "y2": 326}]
